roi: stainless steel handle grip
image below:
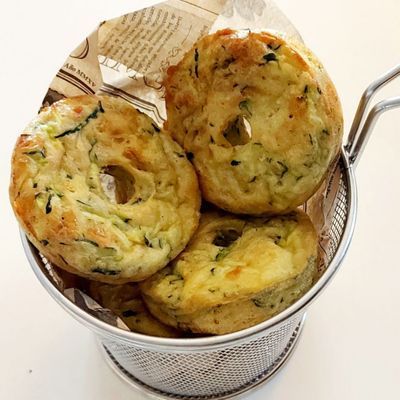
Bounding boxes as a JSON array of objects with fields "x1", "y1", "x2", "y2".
[{"x1": 346, "y1": 64, "x2": 400, "y2": 167}]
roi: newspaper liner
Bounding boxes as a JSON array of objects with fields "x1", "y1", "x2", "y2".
[{"x1": 38, "y1": 0, "x2": 341, "y2": 334}]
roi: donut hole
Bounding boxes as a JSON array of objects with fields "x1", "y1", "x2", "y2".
[
  {"x1": 222, "y1": 115, "x2": 252, "y2": 146},
  {"x1": 100, "y1": 165, "x2": 135, "y2": 204},
  {"x1": 212, "y1": 229, "x2": 241, "y2": 247}
]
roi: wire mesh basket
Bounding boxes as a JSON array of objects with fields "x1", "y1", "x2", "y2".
[{"x1": 21, "y1": 64, "x2": 400, "y2": 399}]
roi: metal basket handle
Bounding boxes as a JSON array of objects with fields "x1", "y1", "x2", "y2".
[{"x1": 345, "y1": 64, "x2": 400, "y2": 167}]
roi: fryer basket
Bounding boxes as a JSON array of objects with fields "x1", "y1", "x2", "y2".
[{"x1": 21, "y1": 63, "x2": 400, "y2": 399}]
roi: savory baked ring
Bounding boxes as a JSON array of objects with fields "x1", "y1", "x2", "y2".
[
  {"x1": 88, "y1": 281, "x2": 181, "y2": 337},
  {"x1": 164, "y1": 29, "x2": 343, "y2": 214},
  {"x1": 10, "y1": 95, "x2": 200, "y2": 283},
  {"x1": 140, "y1": 210, "x2": 318, "y2": 335}
]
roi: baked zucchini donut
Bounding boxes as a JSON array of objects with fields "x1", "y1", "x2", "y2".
[
  {"x1": 141, "y1": 210, "x2": 318, "y2": 335},
  {"x1": 10, "y1": 95, "x2": 200, "y2": 283},
  {"x1": 165, "y1": 29, "x2": 343, "y2": 214},
  {"x1": 88, "y1": 281, "x2": 181, "y2": 337}
]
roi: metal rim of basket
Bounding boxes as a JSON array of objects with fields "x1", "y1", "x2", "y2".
[{"x1": 21, "y1": 63, "x2": 400, "y2": 352}]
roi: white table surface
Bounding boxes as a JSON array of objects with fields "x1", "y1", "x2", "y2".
[{"x1": 1, "y1": 1, "x2": 400, "y2": 399}]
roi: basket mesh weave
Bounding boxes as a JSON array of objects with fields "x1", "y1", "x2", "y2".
[{"x1": 100, "y1": 314, "x2": 303, "y2": 398}]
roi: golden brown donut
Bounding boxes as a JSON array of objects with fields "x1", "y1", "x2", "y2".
[
  {"x1": 164, "y1": 29, "x2": 343, "y2": 214},
  {"x1": 140, "y1": 210, "x2": 318, "y2": 335},
  {"x1": 10, "y1": 95, "x2": 200, "y2": 283}
]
